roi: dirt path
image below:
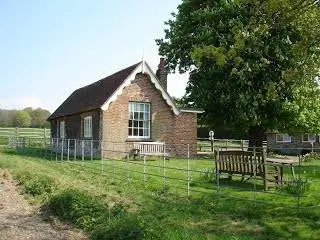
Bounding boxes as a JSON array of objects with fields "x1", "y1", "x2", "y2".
[{"x1": 0, "y1": 170, "x2": 87, "y2": 240}]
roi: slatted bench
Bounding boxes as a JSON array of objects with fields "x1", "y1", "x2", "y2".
[
  {"x1": 133, "y1": 142, "x2": 169, "y2": 158},
  {"x1": 216, "y1": 150, "x2": 268, "y2": 190}
]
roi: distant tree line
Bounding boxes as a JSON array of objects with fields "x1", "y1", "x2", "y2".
[{"x1": 0, "y1": 107, "x2": 51, "y2": 128}]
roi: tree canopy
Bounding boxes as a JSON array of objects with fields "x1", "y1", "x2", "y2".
[
  {"x1": 157, "y1": 0, "x2": 320, "y2": 145},
  {"x1": 14, "y1": 111, "x2": 32, "y2": 127}
]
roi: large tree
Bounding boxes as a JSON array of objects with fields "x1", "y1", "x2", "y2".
[
  {"x1": 14, "y1": 111, "x2": 31, "y2": 127},
  {"x1": 157, "y1": 0, "x2": 320, "y2": 147}
]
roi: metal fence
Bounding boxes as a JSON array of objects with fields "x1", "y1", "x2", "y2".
[{"x1": 5, "y1": 137, "x2": 320, "y2": 213}]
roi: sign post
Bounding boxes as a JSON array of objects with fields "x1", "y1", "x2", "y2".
[{"x1": 209, "y1": 131, "x2": 214, "y2": 152}]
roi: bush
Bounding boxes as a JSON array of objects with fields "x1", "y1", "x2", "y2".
[
  {"x1": 91, "y1": 215, "x2": 147, "y2": 240},
  {"x1": 46, "y1": 189, "x2": 129, "y2": 232},
  {"x1": 302, "y1": 152, "x2": 320, "y2": 162},
  {"x1": 16, "y1": 171, "x2": 56, "y2": 196},
  {"x1": 280, "y1": 177, "x2": 311, "y2": 195}
]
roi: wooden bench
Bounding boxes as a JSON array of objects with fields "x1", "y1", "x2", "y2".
[
  {"x1": 133, "y1": 142, "x2": 169, "y2": 158},
  {"x1": 216, "y1": 150, "x2": 268, "y2": 190}
]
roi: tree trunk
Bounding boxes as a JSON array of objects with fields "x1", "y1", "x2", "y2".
[{"x1": 248, "y1": 126, "x2": 266, "y2": 152}]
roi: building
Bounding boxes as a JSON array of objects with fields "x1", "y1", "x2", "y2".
[
  {"x1": 48, "y1": 59, "x2": 203, "y2": 158},
  {"x1": 266, "y1": 132, "x2": 318, "y2": 155}
]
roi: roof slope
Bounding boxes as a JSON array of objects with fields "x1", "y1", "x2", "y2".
[{"x1": 48, "y1": 62, "x2": 141, "y2": 120}]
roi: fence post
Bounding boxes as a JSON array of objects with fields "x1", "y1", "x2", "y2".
[
  {"x1": 216, "y1": 148, "x2": 220, "y2": 201},
  {"x1": 187, "y1": 144, "x2": 190, "y2": 197},
  {"x1": 61, "y1": 139, "x2": 64, "y2": 161},
  {"x1": 43, "y1": 128, "x2": 46, "y2": 148},
  {"x1": 253, "y1": 146, "x2": 257, "y2": 206},
  {"x1": 163, "y1": 142, "x2": 166, "y2": 188},
  {"x1": 55, "y1": 138, "x2": 58, "y2": 161},
  {"x1": 50, "y1": 138, "x2": 53, "y2": 160},
  {"x1": 91, "y1": 140, "x2": 93, "y2": 160},
  {"x1": 126, "y1": 152, "x2": 129, "y2": 181},
  {"x1": 82, "y1": 140, "x2": 84, "y2": 166},
  {"x1": 241, "y1": 140, "x2": 244, "y2": 151},
  {"x1": 101, "y1": 141, "x2": 104, "y2": 174},
  {"x1": 67, "y1": 139, "x2": 70, "y2": 161},
  {"x1": 143, "y1": 155, "x2": 147, "y2": 183},
  {"x1": 74, "y1": 139, "x2": 77, "y2": 160},
  {"x1": 297, "y1": 153, "x2": 301, "y2": 215}
]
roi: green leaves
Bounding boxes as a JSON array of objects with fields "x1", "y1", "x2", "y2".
[{"x1": 157, "y1": 0, "x2": 320, "y2": 133}]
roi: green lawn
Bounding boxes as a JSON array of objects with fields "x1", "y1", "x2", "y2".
[{"x1": 0, "y1": 149, "x2": 319, "y2": 240}]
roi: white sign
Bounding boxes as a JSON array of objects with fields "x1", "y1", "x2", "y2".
[{"x1": 209, "y1": 131, "x2": 214, "y2": 140}]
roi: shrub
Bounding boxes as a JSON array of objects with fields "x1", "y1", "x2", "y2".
[
  {"x1": 24, "y1": 174, "x2": 56, "y2": 196},
  {"x1": 46, "y1": 189, "x2": 125, "y2": 231},
  {"x1": 280, "y1": 177, "x2": 311, "y2": 195},
  {"x1": 15, "y1": 171, "x2": 33, "y2": 184},
  {"x1": 302, "y1": 152, "x2": 320, "y2": 162},
  {"x1": 15, "y1": 171, "x2": 56, "y2": 196}
]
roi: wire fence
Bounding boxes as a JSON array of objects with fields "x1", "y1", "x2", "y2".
[{"x1": 5, "y1": 137, "x2": 320, "y2": 213}]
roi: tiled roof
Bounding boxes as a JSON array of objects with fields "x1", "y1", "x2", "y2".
[{"x1": 48, "y1": 62, "x2": 141, "y2": 120}]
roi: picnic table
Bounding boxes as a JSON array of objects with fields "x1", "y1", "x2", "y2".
[{"x1": 266, "y1": 157, "x2": 299, "y2": 185}]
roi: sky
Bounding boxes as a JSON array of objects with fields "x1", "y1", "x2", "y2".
[{"x1": 0, "y1": 0, "x2": 188, "y2": 112}]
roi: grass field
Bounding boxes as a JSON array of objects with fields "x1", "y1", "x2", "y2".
[{"x1": 0, "y1": 149, "x2": 319, "y2": 239}]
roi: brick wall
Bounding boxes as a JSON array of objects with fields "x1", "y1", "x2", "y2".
[{"x1": 101, "y1": 73, "x2": 197, "y2": 158}]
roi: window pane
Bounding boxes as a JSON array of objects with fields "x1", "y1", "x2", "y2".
[
  {"x1": 139, "y1": 129, "x2": 143, "y2": 136},
  {"x1": 134, "y1": 112, "x2": 139, "y2": 120},
  {"x1": 139, "y1": 121, "x2": 143, "y2": 128},
  {"x1": 129, "y1": 120, "x2": 132, "y2": 127},
  {"x1": 133, "y1": 121, "x2": 138, "y2": 127},
  {"x1": 145, "y1": 104, "x2": 150, "y2": 112},
  {"x1": 128, "y1": 128, "x2": 132, "y2": 136},
  {"x1": 139, "y1": 112, "x2": 144, "y2": 120},
  {"x1": 134, "y1": 128, "x2": 138, "y2": 136},
  {"x1": 143, "y1": 128, "x2": 148, "y2": 136}
]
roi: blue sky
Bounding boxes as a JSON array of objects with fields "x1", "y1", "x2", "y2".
[{"x1": 0, "y1": 0, "x2": 187, "y2": 112}]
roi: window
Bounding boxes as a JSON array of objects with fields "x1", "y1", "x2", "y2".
[
  {"x1": 302, "y1": 134, "x2": 316, "y2": 142},
  {"x1": 60, "y1": 121, "x2": 65, "y2": 139},
  {"x1": 276, "y1": 134, "x2": 291, "y2": 143},
  {"x1": 128, "y1": 102, "x2": 150, "y2": 138},
  {"x1": 84, "y1": 116, "x2": 92, "y2": 138}
]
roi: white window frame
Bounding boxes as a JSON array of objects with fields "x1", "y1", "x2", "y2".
[
  {"x1": 128, "y1": 102, "x2": 151, "y2": 139},
  {"x1": 301, "y1": 133, "x2": 316, "y2": 143},
  {"x1": 276, "y1": 134, "x2": 291, "y2": 143},
  {"x1": 83, "y1": 116, "x2": 92, "y2": 138},
  {"x1": 60, "y1": 121, "x2": 65, "y2": 139}
]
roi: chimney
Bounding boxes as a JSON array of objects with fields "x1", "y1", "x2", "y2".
[{"x1": 156, "y1": 57, "x2": 168, "y2": 91}]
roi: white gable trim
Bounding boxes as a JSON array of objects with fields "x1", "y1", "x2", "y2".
[{"x1": 101, "y1": 61, "x2": 180, "y2": 115}]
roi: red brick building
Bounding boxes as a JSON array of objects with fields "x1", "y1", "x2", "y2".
[{"x1": 48, "y1": 59, "x2": 202, "y2": 157}]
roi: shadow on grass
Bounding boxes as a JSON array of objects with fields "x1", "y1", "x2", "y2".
[{"x1": 141, "y1": 187, "x2": 320, "y2": 239}]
